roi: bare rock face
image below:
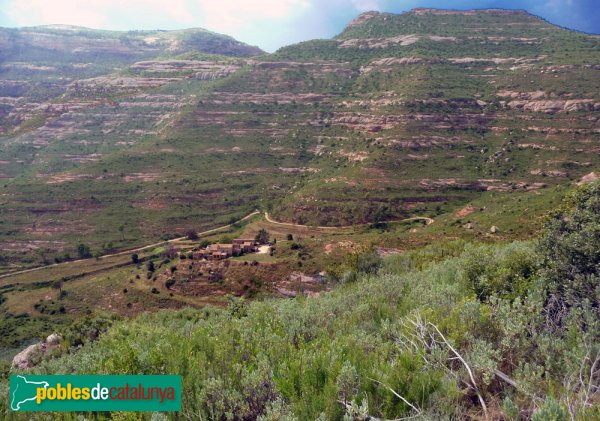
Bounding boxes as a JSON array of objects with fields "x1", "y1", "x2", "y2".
[
  {"x1": 339, "y1": 34, "x2": 456, "y2": 49},
  {"x1": 578, "y1": 172, "x2": 599, "y2": 185},
  {"x1": 360, "y1": 57, "x2": 435, "y2": 73},
  {"x1": 413, "y1": 8, "x2": 527, "y2": 16},
  {"x1": 46, "y1": 333, "x2": 61, "y2": 346},
  {"x1": 339, "y1": 34, "x2": 420, "y2": 49},
  {"x1": 506, "y1": 99, "x2": 596, "y2": 113},
  {"x1": 11, "y1": 333, "x2": 61, "y2": 370},
  {"x1": 11, "y1": 343, "x2": 43, "y2": 370},
  {"x1": 347, "y1": 11, "x2": 381, "y2": 27},
  {"x1": 498, "y1": 90, "x2": 547, "y2": 100}
]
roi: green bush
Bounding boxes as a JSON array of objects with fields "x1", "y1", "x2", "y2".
[{"x1": 539, "y1": 181, "x2": 600, "y2": 330}]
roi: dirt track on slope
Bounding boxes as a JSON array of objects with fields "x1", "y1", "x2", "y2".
[
  {"x1": 0, "y1": 211, "x2": 260, "y2": 280},
  {"x1": 264, "y1": 212, "x2": 434, "y2": 229}
]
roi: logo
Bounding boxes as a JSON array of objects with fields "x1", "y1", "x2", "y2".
[{"x1": 10, "y1": 375, "x2": 181, "y2": 412}]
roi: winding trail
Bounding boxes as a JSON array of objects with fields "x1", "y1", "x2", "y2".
[
  {"x1": 0, "y1": 210, "x2": 432, "y2": 281},
  {"x1": 264, "y1": 212, "x2": 434, "y2": 229},
  {"x1": 0, "y1": 211, "x2": 260, "y2": 280}
]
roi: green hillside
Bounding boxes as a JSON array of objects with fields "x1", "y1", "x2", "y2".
[
  {"x1": 1, "y1": 8, "x2": 600, "y2": 420},
  {"x1": 3, "y1": 181, "x2": 600, "y2": 420},
  {"x1": 0, "y1": 9, "x2": 598, "y2": 271}
]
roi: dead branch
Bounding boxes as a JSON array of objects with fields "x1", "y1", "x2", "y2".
[
  {"x1": 369, "y1": 377, "x2": 422, "y2": 415},
  {"x1": 494, "y1": 369, "x2": 517, "y2": 388},
  {"x1": 427, "y1": 322, "x2": 489, "y2": 420}
]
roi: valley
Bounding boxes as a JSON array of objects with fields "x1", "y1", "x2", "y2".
[
  {"x1": 1, "y1": 5, "x2": 597, "y2": 358},
  {"x1": 0, "y1": 9, "x2": 597, "y2": 274},
  {"x1": 0, "y1": 7, "x2": 599, "y2": 419}
]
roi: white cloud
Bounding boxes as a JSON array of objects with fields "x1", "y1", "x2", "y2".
[
  {"x1": 197, "y1": 0, "x2": 313, "y2": 33},
  {"x1": 2, "y1": 0, "x2": 193, "y2": 28},
  {"x1": 351, "y1": 0, "x2": 382, "y2": 12}
]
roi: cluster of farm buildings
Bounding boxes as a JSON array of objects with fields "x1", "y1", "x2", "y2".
[{"x1": 193, "y1": 238, "x2": 259, "y2": 260}]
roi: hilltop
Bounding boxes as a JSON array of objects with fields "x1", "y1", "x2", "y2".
[
  {"x1": 0, "y1": 8, "x2": 598, "y2": 271},
  {"x1": 0, "y1": 24, "x2": 263, "y2": 60}
]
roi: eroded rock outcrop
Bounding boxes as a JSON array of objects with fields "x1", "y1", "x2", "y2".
[
  {"x1": 578, "y1": 172, "x2": 599, "y2": 185},
  {"x1": 11, "y1": 334, "x2": 61, "y2": 370},
  {"x1": 506, "y1": 99, "x2": 597, "y2": 113}
]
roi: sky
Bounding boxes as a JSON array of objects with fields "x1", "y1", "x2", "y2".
[{"x1": 0, "y1": 0, "x2": 598, "y2": 52}]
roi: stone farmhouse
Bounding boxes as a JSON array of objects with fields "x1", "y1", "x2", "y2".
[{"x1": 193, "y1": 238, "x2": 259, "y2": 260}]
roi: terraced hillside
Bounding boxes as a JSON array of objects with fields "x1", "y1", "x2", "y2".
[{"x1": 1, "y1": 9, "x2": 599, "y2": 271}]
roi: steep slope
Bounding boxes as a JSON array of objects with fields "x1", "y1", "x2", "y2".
[
  {"x1": 267, "y1": 9, "x2": 599, "y2": 223},
  {"x1": 0, "y1": 26, "x2": 264, "y2": 269},
  {"x1": 0, "y1": 9, "x2": 598, "y2": 270}
]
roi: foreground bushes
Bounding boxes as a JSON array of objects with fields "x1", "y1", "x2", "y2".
[{"x1": 2, "y1": 183, "x2": 600, "y2": 420}]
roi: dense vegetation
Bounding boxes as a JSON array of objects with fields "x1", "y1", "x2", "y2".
[{"x1": 2, "y1": 182, "x2": 599, "y2": 420}]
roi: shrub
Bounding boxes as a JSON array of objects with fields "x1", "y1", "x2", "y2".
[
  {"x1": 531, "y1": 397, "x2": 568, "y2": 421},
  {"x1": 459, "y1": 242, "x2": 537, "y2": 301},
  {"x1": 186, "y1": 230, "x2": 199, "y2": 240},
  {"x1": 255, "y1": 229, "x2": 270, "y2": 245},
  {"x1": 77, "y1": 243, "x2": 92, "y2": 259},
  {"x1": 538, "y1": 181, "x2": 600, "y2": 329},
  {"x1": 60, "y1": 316, "x2": 115, "y2": 348}
]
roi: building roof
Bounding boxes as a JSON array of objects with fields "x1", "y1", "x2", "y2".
[{"x1": 209, "y1": 244, "x2": 234, "y2": 251}]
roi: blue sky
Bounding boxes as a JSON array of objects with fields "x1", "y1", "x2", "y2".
[{"x1": 0, "y1": 0, "x2": 598, "y2": 52}]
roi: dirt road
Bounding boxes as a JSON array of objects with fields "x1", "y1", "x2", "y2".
[
  {"x1": 0, "y1": 211, "x2": 260, "y2": 280},
  {"x1": 264, "y1": 212, "x2": 434, "y2": 229}
]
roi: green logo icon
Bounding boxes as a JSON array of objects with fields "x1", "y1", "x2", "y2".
[
  {"x1": 10, "y1": 375, "x2": 181, "y2": 412},
  {"x1": 11, "y1": 375, "x2": 49, "y2": 410}
]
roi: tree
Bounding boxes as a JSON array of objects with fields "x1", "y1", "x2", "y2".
[
  {"x1": 255, "y1": 229, "x2": 270, "y2": 245},
  {"x1": 118, "y1": 224, "x2": 125, "y2": 241},
  {"x1": 286, "y1": 234, "x2": 293, "y2": 241},
  {"x1": 131, "y1": 253, "x2": 139, "y2": 264},
  {"x1": 539, "y1": 181, "x2": 600, "y2": 330},
  {"x1": 161, "y1": 244, "x2": 178, "y2": 259},
  {"x1": 77, "y1": 243, "x2": 91, "y2": 259},
  {"x1": 186, "y1": 230, "x2": 199, "y2": 240},
  {"x1": 147, "y1": 261, "x2": 155, "y2": 273},
  {"x1": 371, "y1": 205, "x2": 390, "y2": 229}
]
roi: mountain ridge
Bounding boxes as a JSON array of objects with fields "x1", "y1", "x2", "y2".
[
  {"x1": 0, "y1": 24, "x2": 264, "y2": 60},
  {"x1": 0, "y1": 8, "x2": 598, "y2": 271}
]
